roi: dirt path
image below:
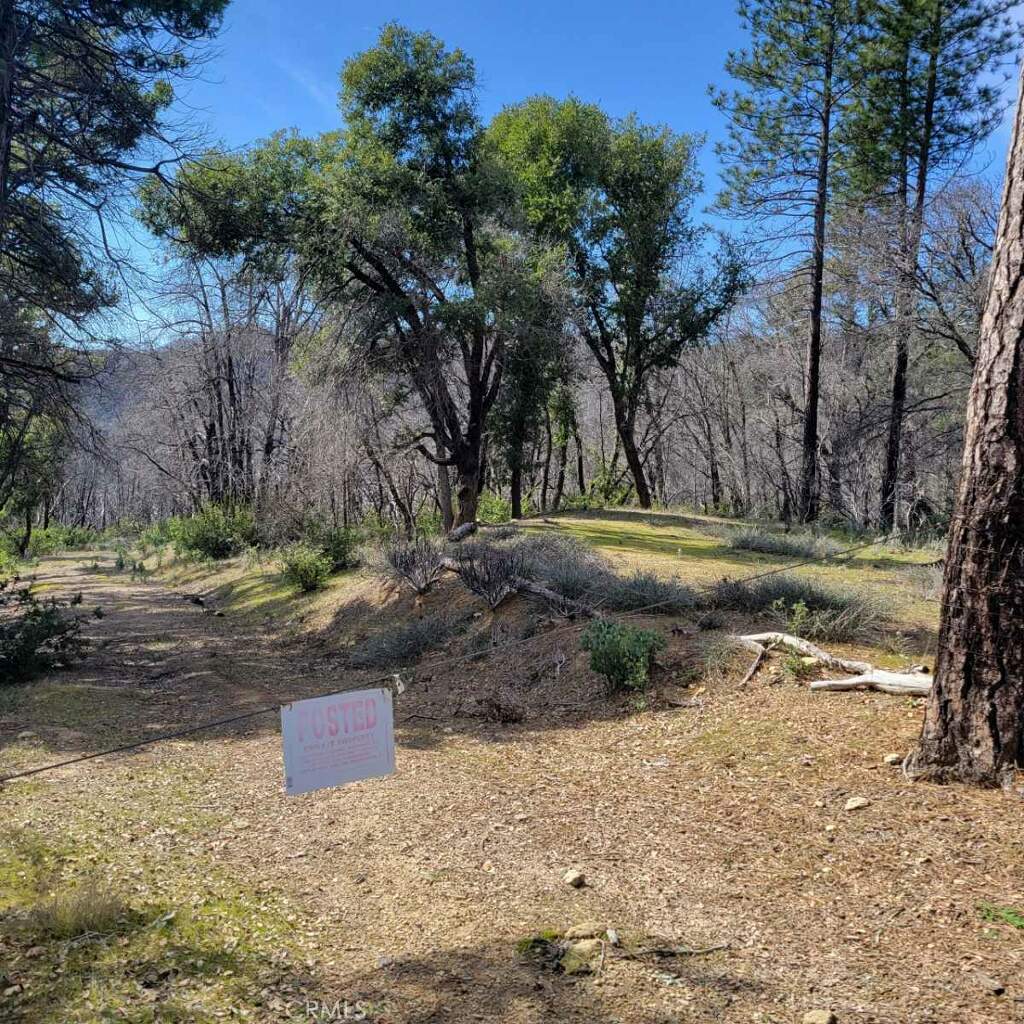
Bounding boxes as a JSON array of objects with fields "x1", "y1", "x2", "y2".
[{"x1": 2, "y1": 555, "x2": 1023, "y2": 1024}]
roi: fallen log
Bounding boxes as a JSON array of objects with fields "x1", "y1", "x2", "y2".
[
  {"x1": 735, "y1": 632, "x2": 872, "y2": 675},
  {"x1": 447, "y1": 522, "x2": 479, "y2": 542},
  {"x1": 810, "y1": 671, "x2": 931, "y2": 696}
]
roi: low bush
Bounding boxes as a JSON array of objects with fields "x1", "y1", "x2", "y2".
[
  {"x1": 706, "y1": 573, "x2": 886, "y2": 642},
  {"x1": 766, "y1": 596, "x2": 884, "y2": 643},
  {"x1": 382, "y1": 536, "x2": 447, "y2": 595},
  {"x1": 725, "y1": 526, "x2": 844, "y2": 560},
  {"x1": 350, "y1": 613, "x2": 461, "y2": 668},
  {"x1": 168, "y1": 505, "x2": 256, "y2": 560},
  {"x1": 0, "y1": 581, "x2": 90, "y2": 684},
  {"x1": 600, "y1": 570, "x2": 699, "y2": 614},
  {"x1": 280, "y1": 543, "x2": 332, "y2": 592},
  {"x1": 25, "y1": 881, "x2": 128, "y2": 940},
  {"x1": 452, "y1": 545, "x2": 529, "y2": 609},
  {"x1": 305, "y1": 523, "x2": 360, "y2": 571},
  {"x1": 506, "y1": 534, "x2": 606, "y2": 602},
  {"x1": 581, "y1": 619, "x2": 666, "y2": 691}
]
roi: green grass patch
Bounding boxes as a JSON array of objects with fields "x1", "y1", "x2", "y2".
[{"x1": 980, "y1": 903, "x2": 1024, "y2": 930}]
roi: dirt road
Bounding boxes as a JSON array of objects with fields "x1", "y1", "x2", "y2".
[{"x1": 2, "y1": 554, "x2": 1022, "y2": 1023}]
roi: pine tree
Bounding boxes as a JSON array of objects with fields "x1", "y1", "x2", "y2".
[
  {"x1": 712, "y1": 0, "x2": 866, "y2": 522},
  {"x1": 909, "y1": 67, "x2": 1024, "y2": 786},
  {"x1": 845, "y1": 0, "x2": 1019, "y2": 532}
]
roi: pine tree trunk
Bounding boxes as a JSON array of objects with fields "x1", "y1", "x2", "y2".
[
  {"x1": 910, "y1": 71, "x2": 1024, "y2": 786},
  {"x1": 798, "y1": 8, "x2": 836, "y2": 524}
]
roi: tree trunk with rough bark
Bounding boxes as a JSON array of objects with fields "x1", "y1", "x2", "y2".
[{"x1": 909, "y1": 71, "x2": 1024, "y2": 787}]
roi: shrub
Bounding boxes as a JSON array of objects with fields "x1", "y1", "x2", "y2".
[
  {"x1": 307, "y1": 524, "x2": 360, "y2": 571},
  {"x1": 350, "y1": 613, "x2": 461, "y2": 668},
  {"x1": 452, "y1": 545, "x2": 528, "y2": 609},
  {"x1": 725, "y1": 526, "x2": 843, "y2": 560},
  {"x1": 766, "y1": 596, "x2": 884, "y2": 643},
  {"x1": 26, "y1": 882, "x2": 128, "y2": 940},
  {"x1": 168, "y1": 505, "x2": 256, "y2": 560},
  {"x1": 508, "y1": 534, "x2": 606, "y2": 602},
  {"x1": 476, "y1": 491, "x2": 514, "y2": 524},
  {"x1": 382, "y1": 536, "x2": 447, "y2": 595},
  {"x1": 581, "y1": 620, "x2": 666, "y2": 691},
  {"x1": 0, "y1": 581, "x2": 88, "y2": 684},
  {"x1": 280, "y1": 543, "x2": 332, "y2": 592},
  {"x1": 706, "y1": 574, "x2": 856, "y2": 614},
  {"x1": 600, "y1": 570, "x2": 699, "y2": 614}
]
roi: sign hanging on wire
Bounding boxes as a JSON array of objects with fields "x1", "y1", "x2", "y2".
[{"x1": 280, "y1": 687, "x2": 395, "y2": 796}]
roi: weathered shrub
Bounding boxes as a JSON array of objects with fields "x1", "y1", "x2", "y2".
[
  {"x1": 168, "y1": 505, "x2": 256, "y2": 560},
  {"x1": 452, "y1": 545, "x2": 529, "y2": 609},
  {"x1": 350, "y1": 613, "x2": 460, "y2": 668},
  {"x1": 726, "y1": 526, "x2": 843, "y2": 560},
  {"x1": 706, "y1": 574, "x2": 886, "y2": 642},
  {"x1": 280, "y1": 543, "x2": 332, "y2": 592},
  {"x1": 600, "y1": 570, "x2": 699, "y2": 614},
  {"x1": 581, "y1": 620, "x2": 666, "y2": 691},
  {"x1": 382, "y1": 536, "x2": 447, "y2": 595},
  {"x1": 0, "y1": 581, "x2": 88, "y2": 684},
  {"x1": 508, "y1": 534, "x2": 606, "y2": 601}
]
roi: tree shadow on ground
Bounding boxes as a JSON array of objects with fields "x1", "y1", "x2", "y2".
[{"x1": 323, "y1": 939, "x2": 769, "y2": 1024}]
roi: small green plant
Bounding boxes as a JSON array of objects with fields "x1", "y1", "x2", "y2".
[
  {"x1": 0, "y1": 581, "x2": 87, "y2": 684},
  {"x1": 581, "y1": 620, "x2": 666, "y2": 691},
  {"x1": 114, "y1": 544, "x2": 129, "y2": 571},
  {"x1": 307, "y1": 523, "x2": 360, "y2": 571},
  {"x1": 280, "y1": 543, "x2": 332, "y2": 592},
  {"x1": 979, "y1": 903, "x2": 1024, "y2": 930},
  {"x1": 476, "y1": 491, "x2": 514, "y2": 524}
]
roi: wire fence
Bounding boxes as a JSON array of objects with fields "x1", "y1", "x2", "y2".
[{"x1": 0, "y1": 533, "x2": 884, "y2": 785}]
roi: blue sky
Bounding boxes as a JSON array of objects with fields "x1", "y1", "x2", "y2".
[
  {"x1": 158, "y1": 0, "x2": 1020, "y2": 246},
  {"x1": 176, "y1": 0, "x2": 750, "y2": 204}
]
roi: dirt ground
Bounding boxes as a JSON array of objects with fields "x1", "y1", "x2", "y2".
[{"x1": 1, "y1": 548, "x2": 1023, "y2": 1024}]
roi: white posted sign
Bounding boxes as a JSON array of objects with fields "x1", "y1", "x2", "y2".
[{"x1": 280, "y1": 687, "x2": 395, "y2": 796}]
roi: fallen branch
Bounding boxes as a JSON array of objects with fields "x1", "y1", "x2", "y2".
[
  {"x1": 811, "y1": 671, "x2": 931, "y2": 696},
  {"x1": 735, "y1": 632, "x2": 872, "y2": 674},
  {"x1": 736, "y1": 639, "x2": 767, "y2": 686},
  {"x1": 729, "y1": 632, "x2": 931, "y2": 695}
]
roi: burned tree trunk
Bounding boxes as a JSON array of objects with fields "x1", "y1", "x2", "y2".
[{"x1": 909, "y1": 71, "x2": 1024, "y2": 786}]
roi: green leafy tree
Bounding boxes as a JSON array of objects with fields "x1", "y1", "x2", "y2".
[
  {"x1": 712, "y1": 0, "x2": 866, "y2": 521},
  {"x1": 843, "y1": 0, "x2": 1019, "y2": 531},
  {"x1": 146, "y1": 27, "x2": 561, "y2": 527},
  {"x1": 491, "y1": 97, "x2": 742, "y2": 509},
  {"x1": 0, "y1": 0, "x2": 228, "y2": 381}
]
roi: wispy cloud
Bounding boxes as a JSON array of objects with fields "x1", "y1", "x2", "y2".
[{"x1": 273, "y1": 58, "x2": 338, "y2": 117}]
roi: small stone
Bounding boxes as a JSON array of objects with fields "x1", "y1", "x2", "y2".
[
  {"x1": 883, "y1": 753, "x2": 903, "y2": 766},
  {"x1": 606, "y1": 928, "x2": 621, "y2": 947},
  {"x1": 564, "y1": 922, "x2": 605, "y2": 940},
  {"x1": 844, "y1": 796, "x2": 871, "y2": 811},
  {"x1": 376, "y1": 956, "x2": 394, "y2": 969},
  {"x1": 563, "y1": 868, "x2": 586, "y2": 888},
  {"x1": 16, "y1": 731, "x2": 36, "y2": 740},
  {"x1": 802, "y1": 1012, "x2": 837, "y2": 1024},
  {"x1": 481, "y1": 859, "x2": 495, "y2": 873}
]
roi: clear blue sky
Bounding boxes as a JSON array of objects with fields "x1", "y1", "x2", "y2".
[
  {"x1": 171, "y1": 0, "x2": 1017, "y2": 218},
  {"x1": 175, "y1": 0, "x2": 749, "y2": 205}
]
